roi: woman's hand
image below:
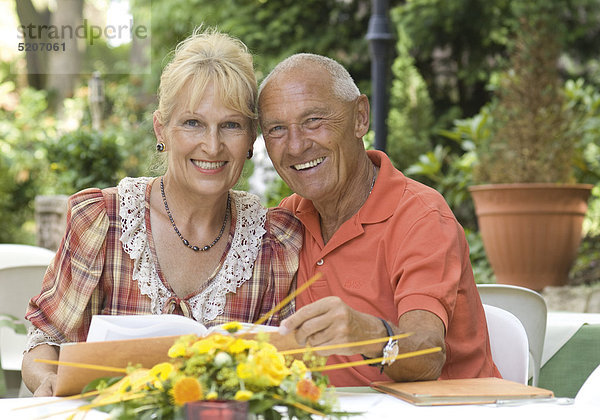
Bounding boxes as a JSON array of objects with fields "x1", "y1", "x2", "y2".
[
  {"x1": 21, "y1": 343, "x2": 60, "y2": 396},
  {"x1": 32, "y1": 371, "x2": 57, "y2": 397}
]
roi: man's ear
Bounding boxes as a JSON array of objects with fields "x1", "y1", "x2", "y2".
[{"x1": 354, "y1": 94, "x2": 370, "y2": 138}]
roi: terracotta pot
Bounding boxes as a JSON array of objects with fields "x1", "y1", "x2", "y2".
[{"x1": 469, "y1": 183, "x2": 593, "y2": 291}]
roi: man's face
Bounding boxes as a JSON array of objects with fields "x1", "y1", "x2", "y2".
[{"x1": 259, "y1": 68, "x2": 367, "y2": 203}]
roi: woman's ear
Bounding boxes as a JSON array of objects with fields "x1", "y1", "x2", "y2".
[
  {"x1": 153, "y1": 111, "x2": 166, "y2": 144},
  {"x1": 354, "y1": 94, "x2": 370, "y2": 138}
]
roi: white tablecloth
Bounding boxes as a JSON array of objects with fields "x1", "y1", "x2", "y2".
[
  {"x1": 0, "y1": 392, "x2": 596, "y2": 420},
  {"x1": 542, "y1": 311, "x2": 600, "y2": 366}
]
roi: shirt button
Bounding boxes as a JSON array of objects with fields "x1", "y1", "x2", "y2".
[{"x1": 316, "y1": 259, "x2": 324, "y2": 266}]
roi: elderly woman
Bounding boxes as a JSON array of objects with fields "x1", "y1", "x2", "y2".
[{"x1": 22, "y1": 28, "x2": 302, "y2": 396}]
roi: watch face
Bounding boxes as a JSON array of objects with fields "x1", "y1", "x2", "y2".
[{"x1": 383, "y1": 340, "x2": 399, "y2": 365}]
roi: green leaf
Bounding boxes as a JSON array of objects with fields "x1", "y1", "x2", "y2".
[
  {"x1": 0, "y1": 314, "x2": 27, "y2": 335},
  {"x1": 81, "y1": 375, "x2": 124, "y2": 394}
]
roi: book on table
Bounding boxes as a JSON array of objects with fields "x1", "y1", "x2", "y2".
[
  {"x1": 371, "y1": 377, "x2": 554, "y2": 406},
  {"x1": 55, "y1": 314, "x2": 293, "y2": 396}
]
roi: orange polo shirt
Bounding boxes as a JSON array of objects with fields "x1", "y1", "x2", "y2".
[{"x1": 281, "y1": 150, "x2": 500, "y2": 386}]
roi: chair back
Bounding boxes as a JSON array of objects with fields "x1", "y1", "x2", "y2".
[
  {"x1": 575, "y1": 363, "x2": 600, "y2": 407},
  {"x1": 477, "y1": 284, "x2": 547, "y2": 386},
  {"x1": 0, "y1": 244, "x2": 54, "y2": 372},
  {"x1": 483, "y1": 304, "x2": 529, "y2": 384}
]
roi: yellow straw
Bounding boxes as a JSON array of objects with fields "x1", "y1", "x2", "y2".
[
  {"x1": 11, "y1": 390, "x2": 100, "y2": 411},
  {"x1": 310, "y1": 346, "x2": 442, "y2": 372},
  {"x1": 254, "y1": 272, "x2": 323, "y2": 326},
  {"x1": 279, "y1": 332, "x2": 413, "y2": 355},
  {"x1": 34, "y1": 358, "x2": 128, "y2": 373},
  {"x1": 272, "y1": 394, "x2": 326, "y2": 417},
  {"x1": 34, "y1": 392, "x2": 150, "y2": 420}
]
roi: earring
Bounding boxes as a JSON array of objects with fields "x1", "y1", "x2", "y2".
[
  {"x1": 156, "y1": 142, "x2": 166, "y2": 152},
  {"x1": 246, "y1": 149, "x2": 253, "y2": 159}
]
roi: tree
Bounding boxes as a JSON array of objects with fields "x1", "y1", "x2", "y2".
[
  {"x1": 47, "y1": 0, "x2": 84, "y2": 102},
  {"x1": 14, "y1": 0, "x2": 84, "y2": 103},
  {"x1": 393, "y1": 0, "x2": 513, "y2": 120},
  {"x1": 148, "y1": 0, "x2": 405, "y2": 94},
  {"x1": 393, "y1": 0, "x2": 600, "y2": 122},
  {"x1": 15, "y1": 0, "x2": 50, "y2": 89}
]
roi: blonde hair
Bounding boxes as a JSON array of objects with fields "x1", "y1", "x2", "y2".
[{"x1": 156, "y1": 27, "x2": 257, "y2": 132}]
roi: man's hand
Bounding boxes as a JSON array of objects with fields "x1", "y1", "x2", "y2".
[
  {"x1": 279, "y1": 296, "x2": 389, "y2": 356},
  {"x1": 279, "y1": 296, "x2": 447, "y2": 381}
]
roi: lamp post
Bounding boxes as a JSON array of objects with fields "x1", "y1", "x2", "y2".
[
  {"x1": 366, "y1": 0, "x2": 394, "y2": 152},
  {"x1": 88, "y1": 71, "x2": 105, "y2": 131}
]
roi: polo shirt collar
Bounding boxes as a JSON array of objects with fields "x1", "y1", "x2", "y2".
[
  {"x1": 359, "y1": 150, "x2": 405, "y2": 224},
  {"x1": 292, "y1": 150, "x2": 405, "y2": 248}
]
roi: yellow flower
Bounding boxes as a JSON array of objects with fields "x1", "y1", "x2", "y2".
[
  {"x1": 191, "y1": 339, "x2": 214, "y2": 354},
  {"x1": 168, "y1": 342, "x2": 187, "y2": 358},
  {"x1": 234, "y1": 390, "x2": 253, "y2": 401},
  {"x1": 206, "y1": 391, "x2": 218, "y2": 400},
  {"x1": 236, "y1": 362, "x2": 254, "y2": 380},
  {"x1": 290, "y1": 360, "x2": 308, "y2": 377},
  {"x1": 190, "y1": 334, "x2": 235, "y2": 354},
  {"x1": 114, "y1": 369, "x2": 152, "y2": 394},
  {"x1": 172, "y1": 377, "x2": 203, "y2": 406},
  {"x1": 168, "y1": 334, "x2": 198, "y2": 358},
  {"x1": 229, "y1": 338, "x2": 257, "y2": 354},
  {"x1": 92, "y1": 369, "x2": 153, "y2": 405},
  {"x1": 256, "y1": 341, "x2": 278, "y2": 353},
  {"x1": 128, "y1": 369, "x2": 159, "y2": 392},
  {"x1": 149, "y1": 362, "x2": 174, "y2": 381},
  {"x1": 209, "y1": 334, "x2": 235, "y2": 350},
  {"x1": 221, "y1": 321, "x2": 242, "y2": 333},
  {"x1": 254, "y1": 347, "x2": 290, "y2": 386}
]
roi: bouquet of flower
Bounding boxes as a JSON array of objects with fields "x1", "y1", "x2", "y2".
[{"x1": 81, "y1": 322, "x2": 347, "y2": 419}]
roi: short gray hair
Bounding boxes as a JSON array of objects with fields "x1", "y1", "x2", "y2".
[{"x1": 258, "y1": 53, "x2": 360, "y2": 102}]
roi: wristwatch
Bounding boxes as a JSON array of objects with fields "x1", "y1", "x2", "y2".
[
  {"x1": 379, "y1": 318, "x2": 399, "y2": 373},
  {"x1": 362, "y1": 318, "x2": 399, "y2": 373}
]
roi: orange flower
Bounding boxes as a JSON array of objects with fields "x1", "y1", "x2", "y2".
[
  {"x1": 296, "y1": 378, "x2": 321, "y2": 402},
  {"x1": 172, "y1": 377, "x2": 203, "y2": 406}
]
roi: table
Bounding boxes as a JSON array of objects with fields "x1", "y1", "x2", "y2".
[
  {"x1": 539, "y1": 312, "x2": 600, "y2": 398},
  {"x1": 0, "y1": 389, "x2": 596, "y2": 420}
]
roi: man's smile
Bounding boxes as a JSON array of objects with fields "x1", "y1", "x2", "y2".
[{"x1": 292, "y1": 157, "x2": 325, "y2": 171}]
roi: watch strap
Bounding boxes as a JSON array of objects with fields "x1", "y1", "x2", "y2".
[
  {"x1": 378, "y1": 318, "x2": 395, "y2": 373},
  {"x1": 361, "y1": 318, "x2": 394, "y2": 373}
]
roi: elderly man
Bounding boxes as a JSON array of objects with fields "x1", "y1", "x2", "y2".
[{"x1": 258, "y1": 53, "x2": 500, "y2": 387}]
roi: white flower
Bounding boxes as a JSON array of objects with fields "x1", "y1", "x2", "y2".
[{"x1": 214, "y1": 351, "x2": 232, "y2": 367}]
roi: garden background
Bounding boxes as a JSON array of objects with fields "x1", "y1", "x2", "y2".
[{"x1": 1, "y1": 0, "x2": 600, "y2": 285}]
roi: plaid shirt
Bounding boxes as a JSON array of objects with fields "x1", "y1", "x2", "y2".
[{"x1": 26, "y1": 178, "x2": 302, "y2": 345}]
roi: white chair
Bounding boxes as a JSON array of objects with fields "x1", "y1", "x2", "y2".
[
  {"x1": 0, "y1": 244, "x2": 55, "y2": 396},
  {"x1": 575, "y1": 363, "x2": 600, "y2": 407},
  {"x1": 477, "y1": 283, "x2": 547, "y2": 386},
  {"x1": 483, "y1": 304, "x2": 529, "y2": 384}
]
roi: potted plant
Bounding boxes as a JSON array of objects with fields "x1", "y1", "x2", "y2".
[{"x1": 468, "y1": 3, "x2": 593, "y2": 291}]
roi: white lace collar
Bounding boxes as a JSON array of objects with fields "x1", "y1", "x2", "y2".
[{"x1": 118, "y1": 177, "x2": 267, "y2": 323}]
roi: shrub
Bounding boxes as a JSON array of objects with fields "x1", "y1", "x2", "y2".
[
  {"x1": 474, "y1": 3, "x2": 574, "y2": 184},
  {"x1": 385, "y1": 25, "x2": 434, "y2": 171},
  {"x1": 45, "y1": 130, "x2": 125, "y2": 195}
]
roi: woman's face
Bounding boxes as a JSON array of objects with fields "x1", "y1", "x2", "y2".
[{"x1": 155, "y1": 82, "x2": 253, "y2": 198}]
